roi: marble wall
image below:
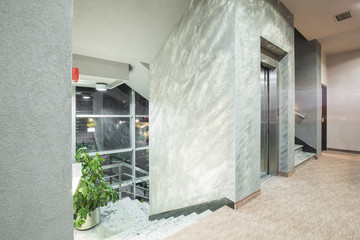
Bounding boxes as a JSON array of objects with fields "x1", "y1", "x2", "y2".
[
  {"x1": 150, "y1": 0, "x2": 295, "y2": 214},
  {"x1": 150, "y1": 0, "x2": 236, "y2": 215},
  {"x1": 234, "y1": 0, "x2": 295, "y2": 200}
]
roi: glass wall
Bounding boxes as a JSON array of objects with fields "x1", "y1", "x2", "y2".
[{"x1": 75, "y1": 84, "x2": 149, "y2": 201}]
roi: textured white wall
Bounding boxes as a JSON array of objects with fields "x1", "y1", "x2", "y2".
[
  {"x1": 234, "y1": 0, "x2": 295, "y2": 200},
  {"x1": 327, "y1": 50, "x2": 360, "y2": 151},
  {"x1": 150, "y1": 0, "x2": 295, "y2": 215},
  {"x1": 150, "y1": 0, "x2": 236, "y2": 215},
  {"x1": 0, "y1": 1, "x2": 73, "y2": 239}
]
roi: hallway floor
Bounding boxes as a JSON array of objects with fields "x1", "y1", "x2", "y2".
[{"x1": 167, "y1": 151, "x2": 360, "y2": 240}]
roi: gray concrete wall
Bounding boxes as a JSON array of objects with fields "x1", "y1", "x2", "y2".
[
  {"x1": 150, "y1": 0, "x2": 236, "y2": 215},
  {"x1": 234, "y1": 0, "x2": 295, "y2": 199},
  {"x1": 294, "y1": 29, "x2": 322, "y2": 155},
  {"x1": 327, "y1": 50, "x2": 360, "y2": 151},
  {"x1": 150, "y1": 0, "x2": 295, "y2": 215},
  {"x1": 0, "y1": 1, "x2": 73, "y2": 240}
]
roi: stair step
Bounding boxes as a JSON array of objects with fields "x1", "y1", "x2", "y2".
[
  {"x1": 75, "y1": 196, "x2": 213, "y2": 240},
  {"x1": 295, "y1": 151, "x2": 315, "y2": 167},
  {"x1": 294, "y1": 144, "x2": 303, "y2": 153}
]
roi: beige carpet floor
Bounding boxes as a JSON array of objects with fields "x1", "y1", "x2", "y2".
[{"x1": 167, "y1": 151, "x2": 360, "y2": 240}]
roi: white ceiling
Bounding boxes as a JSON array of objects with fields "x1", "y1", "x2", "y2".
[
  {"x1": 281, "y1": 0, "x2": 360, "y2": 55},
  {"x1": 73, "y1": 0, "x2": 189, "y2": 99},
  {"x1": 73, "y1": 0, "x2": 360, "y2": 96}
]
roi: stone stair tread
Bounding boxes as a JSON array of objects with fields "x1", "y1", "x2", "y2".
[
  {"x1": 294, "y1": 144, "x2": 303, "y2": 150},
  {"x1": 75, "y1": 197, "x2": 212, "y2": 240},
  {"x1": 295, "y1": 151, "x2": 315, "y2": 166}
]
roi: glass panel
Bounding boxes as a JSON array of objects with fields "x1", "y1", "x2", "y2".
[
  {"x1": 135, "y1": 171, "x2": 147, "y2": 178},
  {"x1": 76, "y1": 117, "x2": 130, "y2": 152},
  {"x1": 121, "y1": 186, "x2": 134, "y2": 199},
  {"x1": 76, "y1": 85, "x2": 131, "y2": 115},
  {"x1": 135, "y1": 149, "x2": 149, "y2": 172},
  {"x1": 121, "y1": 166, "x2": 132, "y2": 181},
  {"x1": 135, "y1": 117, "x2": 149, "y2": 147},
  {"x1": 100, "y1": 152, "x2": 131, "y2": 166},
  {"x1": 135, "y1": 92, "x2": 149, "y2": 115},
  {"x1": 103, "y1": 167, "x2": 119, "y2": 186},
  {"x1": 135, "y1": 181, "x2": 149, "y2": 200}
]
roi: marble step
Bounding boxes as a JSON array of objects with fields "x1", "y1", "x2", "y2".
[
  {"x1": 294, "y1": 150, "x2": 315, "y2": 167},
  {"x1": 119, "y1": 211, "x2": 211, "y2": 240},
  {"x1": 75, "y1": 196, "x2": 213, "y2": 240},
  {"x1": 294, "y1": 144, "x2": 303, "y2": 153}
]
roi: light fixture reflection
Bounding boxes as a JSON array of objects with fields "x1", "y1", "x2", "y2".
[{"x1": 96, "y1": 83, "x2": 107, "y2": 91}]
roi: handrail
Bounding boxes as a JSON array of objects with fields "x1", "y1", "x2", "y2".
[
  {"x1": 88, "y1": 148, "x2": 133, "y2": 157},
  {"x1": 99, "y1": 160, "x2": 149, "y2": 201},
  {"x1": 121, "y1": 162, "x2": 149, "y2": 175},
  {"x1": 120, "y1": 189, "x2": 149, "y2": 199},
  {"x1": 133, "y1": 184, "x2": 149, "y2": 192},
  {"x1": 101, "y1": 162, "x2": 149, "y2": 175},
  {"x1": 295, "y1": 109, "x2": 306, "y2": 119}
]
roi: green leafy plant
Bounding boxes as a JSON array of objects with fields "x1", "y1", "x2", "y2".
[{"x1": 73, "y1": 147, "x2": 118, "y2": 228}]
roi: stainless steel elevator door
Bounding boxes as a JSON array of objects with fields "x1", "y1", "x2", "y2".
[
  {"x1": 260, "y1": 67, "x2": 269, "y2": 177},
  {"x1": 260, "y1": 66, "x2": 278, "y2": 178}
]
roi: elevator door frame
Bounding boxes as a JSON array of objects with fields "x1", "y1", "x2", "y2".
[{"x1": 260, "y1": 52, "x2": 279, "y2": 177}]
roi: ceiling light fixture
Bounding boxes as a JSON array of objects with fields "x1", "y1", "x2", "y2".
[
  {"x1": 96, "y1": 83, "x2": 107, "y2": 91},
  {"x1": 82, "y1": 96, "x2": 90, "y2": 99}
]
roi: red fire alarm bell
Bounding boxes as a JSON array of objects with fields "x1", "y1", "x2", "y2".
[{"x1": 72, "y1": 67, "x2": 79, "y2": 82}]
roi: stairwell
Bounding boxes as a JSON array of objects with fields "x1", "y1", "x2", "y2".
[
  {"x1": 294, "y1": 144, "x2": 316, "y2": 168},
  {"x1": 74, "y1": 197, "x2": 212, "y2": 240}
]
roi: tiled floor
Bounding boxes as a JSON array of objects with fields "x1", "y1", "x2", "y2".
[{"x1": 167, "y1": 151, "x2": 360, "y2": 240}]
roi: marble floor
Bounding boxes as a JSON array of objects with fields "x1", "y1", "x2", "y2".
[{"x1": 167, "y1": 151, "x2": 360, "y2": 240}]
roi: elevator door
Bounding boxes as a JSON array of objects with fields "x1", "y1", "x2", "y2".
[{"x1": 260, "y1": 66, "x2": 278, "y2": 178}]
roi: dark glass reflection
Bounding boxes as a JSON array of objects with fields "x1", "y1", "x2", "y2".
[
  {"x1": 76, "y1": 117, "x2": 130, "y2": 152},
  {"x1": 103, "y1": 167, "x2": 119, "y2": 186},
  {"x1": 121, "y1": 166, "x2": 132, "y2": 181},
  {"x1": 76, "y1": 84, "x2": 131, "y2": 115},
  {"x1": 121, "y1": 186, "x2": 134, "y2": 199},
  {"x1": 135, "y1": 117, "x2": 149, "y2": 147},
  {"x1": 135, "y1": 92, "x2": 149, "y2": 115},
  {"x1": 135, "y1": 149, "x2": 149, "y2": 172}
]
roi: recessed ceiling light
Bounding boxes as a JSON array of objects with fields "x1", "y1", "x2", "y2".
[
  {"x1": 83, "y1": 96, "x2": 90, "y2": 99},
  {"x1": 96, "y1": 83, "x2": 107, "y2": 91}
]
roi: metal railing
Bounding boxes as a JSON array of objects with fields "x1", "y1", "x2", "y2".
[{"x1": 102, "y1": 161, "x2": 149, "y2": 200}]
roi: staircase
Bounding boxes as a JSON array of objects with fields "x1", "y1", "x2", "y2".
[
  {"x1": 74, "y1": 197, "x2": 212, "y2": 240},
  {"x1": 294, "y1": 144, "x2": 316, "y2": 167}
]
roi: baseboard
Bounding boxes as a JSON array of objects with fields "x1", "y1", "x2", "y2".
[
  {"x1": 327, "y1": 148, "x2": 360, "y2": 154},
  {"x1": 149, "y1": 197, "x2": 234, "y2": 221},
  {"x1": 278, "y1": 169, "x2": 296, "y2": 177},
  {"x1": 234, "y1": 190, "x2": 261, "y2": 209}
]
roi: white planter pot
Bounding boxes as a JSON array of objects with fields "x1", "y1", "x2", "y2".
[{"x1": 76, "y1": 208, "x2": 100, "y2": 230}]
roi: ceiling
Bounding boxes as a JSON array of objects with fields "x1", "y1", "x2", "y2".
[
  {"x1": 73, "y1": 0, "x2": 360, "y2": 98},
  {"x1": 73, "y1": 0, "x2": 189, "y2": 99},
  {"x1": 281, "y1": 0, "x2": 360, "y2": 55}
]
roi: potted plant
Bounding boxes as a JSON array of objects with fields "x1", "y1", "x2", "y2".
[{"x1": 73, "y1": 147, "x2": 118, "y2": 230}]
